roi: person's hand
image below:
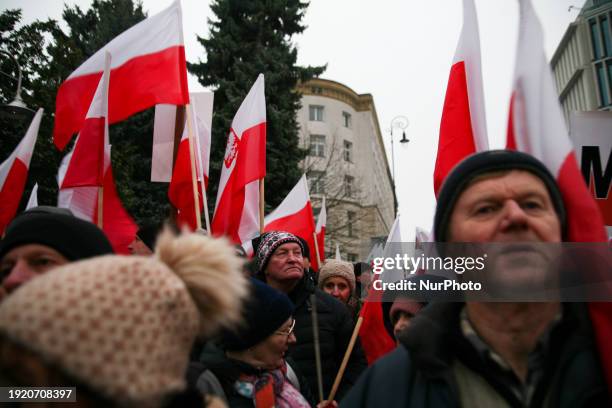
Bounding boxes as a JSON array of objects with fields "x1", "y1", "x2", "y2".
[{"x1": 316, "y1": 400, "x2": 338, "y2": 408}]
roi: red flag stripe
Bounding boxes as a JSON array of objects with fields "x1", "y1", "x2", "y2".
[{"x1": 54, "y1": 46, "x2": 188, "y2": 150}]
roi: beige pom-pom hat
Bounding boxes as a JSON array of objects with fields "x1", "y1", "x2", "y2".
[{"x1": 0, "y1": 230, "x2": 248, "y2": 407}]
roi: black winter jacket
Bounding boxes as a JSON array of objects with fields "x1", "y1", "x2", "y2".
[
  {"x1": 287, "y1": 275, "x2": 367, "y2": 400},
  {"x1": 341, "y1": 302, "x2": 609, "y2": 408}
]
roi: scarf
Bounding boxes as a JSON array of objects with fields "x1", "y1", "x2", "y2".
[{"x1": 233, "y1": 362, "x2": 310, "y2": 408}]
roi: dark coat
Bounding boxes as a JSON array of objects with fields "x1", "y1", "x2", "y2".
[
  {"x1": 341, "y1": 302, "x2": 609, "y2": 408},
  {"x1": 195, "y1": 342, "x2": 315, "y2": 408},
  {"x1": 287, "y1": 275, "x2": 367, "y2": 400}
]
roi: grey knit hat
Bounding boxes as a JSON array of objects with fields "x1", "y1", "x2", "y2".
[{"x1": 318, "y1": 259, "x2": 356, "y2": 294}]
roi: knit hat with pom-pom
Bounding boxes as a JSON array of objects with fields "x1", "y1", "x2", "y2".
[{"x1": 0, "y1": 230, "x2": 248, "y2": 408}]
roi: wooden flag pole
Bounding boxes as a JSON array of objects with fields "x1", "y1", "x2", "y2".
[
  {"x1": 259, "y1": 179, "x2": 265, "y2": 234},
  {"x1": 313, "y1": 231, "x2": 322, "y2": 267},
  {"x1": 97, "y1": 186, "x2": 104, "y2": 229},
  {"x1": 327, "y1": 315, "x2": 364, "y2": 402},
  {"x1": 201, "y1": 175, "x2": 211, "y2": 234},
  {"x1": 169, "y1": 105, "x2": 186, "y2": 222},
  {"x1": 185, "y1": 104, "x2": 202, "y2": 230},
  {"x1": 310, "y1": 293, "x2": 324, "y2": 402}
]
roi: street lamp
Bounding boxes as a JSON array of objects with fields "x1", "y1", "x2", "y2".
[
  {"x1": 389, "y1": 115, "x2": 409, "y2": 182},
  {"x1": 1, "y1": 50, "x2": 35, "y2": 122},
  {"x1": 389, "y1": 115, "x2": 409, "y2": 216}
]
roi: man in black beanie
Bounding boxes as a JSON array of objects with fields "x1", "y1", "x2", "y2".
[
  {"x1": 0, "y1": 208, "x2": 113, "y2": 295},
  {"x1": 342, "y1": 150, "x2": 609, "y2": 407}
]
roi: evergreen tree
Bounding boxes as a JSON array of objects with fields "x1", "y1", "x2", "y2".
[{"x1": 189, "y1": 0, "x2": 325, "y2": 212}]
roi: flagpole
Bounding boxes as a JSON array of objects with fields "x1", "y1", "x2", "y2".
[
  {"x1": 191, "y1": 104, "x2": 212, "y2": 234},
  {"x1": 97, "y1": 186, "x2": 104, "y2": 229},
  {"x1": 313, "y1": 231, "x2": 322, "y2": 268},
  {"x1": 168, "y1": 106, "x2": 186, "y2": 222},
  {"x1": 185, "y1": 104, "x2": 202, "y2": 230},
  {"x1": 327, "y1": 315, "x2": 364, "y2": 402},
  {"x1": 310, "y1": 293, "x2": 324, "y2": 402},
  {"x1": 259, "y1": 179, "x2": 265, "y2": 234}
]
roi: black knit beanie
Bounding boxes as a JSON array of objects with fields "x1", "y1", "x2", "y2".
[
  {"x1": 221, "y1": 278, "x2": 294, "y2": 351},
  {"x1": 434, "y1": 150, "x2": 566, "y2": 242},
  {"x1": 136, "y1": 222, "x2": 164, "y2": 251},
  {"x1": 0, "y1": 210, "x2": 114, "y2": 260}
]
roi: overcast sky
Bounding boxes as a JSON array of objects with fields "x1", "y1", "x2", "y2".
[{"x1": 4, "y1": 0, "x2": 584, "y2": 239}]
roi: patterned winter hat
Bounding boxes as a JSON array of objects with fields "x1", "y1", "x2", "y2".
[
  {"x1": 0, "y1": 231, "x2": 248, "y2": 407},
  {"x1": 256, "y1": 231, "x2": 304, "y2": 273}
]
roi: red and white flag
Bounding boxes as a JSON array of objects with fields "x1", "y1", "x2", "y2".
[
  {"x1": 25, "y1": 183, "x2": 39, "y2": 210},
  {"x1": 315, "y1": 196, "x2": 327, "y2": 266},
  {"x1": 168, "y1": 93, "x2": 214, "y2": 230},
  {"x1": 507, "y1": 0, "x2": 611, "y2": 391},
  {"x1": 263, "y1": 175, "x2": 318, "y2": 270},
  {"x1": 58, "y1": 54, "x2": 137, "y2": 254},
  {"x1": 212, "y1": 74, "x2": 266, "y2": 244},
  {"x1": 433, "y1": 0, "x2": 488, "y2": 197},
  {"x1": 0, "y1": 108, "x2": 43, "y2": 234},
  {"x1": 53, "y1": 0, "x2": 189, "y2": 150}
]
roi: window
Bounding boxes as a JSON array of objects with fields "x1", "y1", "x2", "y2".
[
  {"x1": 590, "y1": 16, "x2": 612, "y2": 108},
  {"x1": 343, "y1": 140, "x2": 353, "y2": 162},
  {"x1": 308, "y1": 171, "x2": 325, "y2": 194},
  {"x1": 309, "y1": 105, "x2": 324, "y2": 121},
  {"x1": 309, "y1": 134, "x2": 326, "y2": 157},
  {"x1": 591, "y1": 19, "x2": 603, "y2": 59},
  {"x1": 347, "y1": 211, "x2": 356, "y2": 237},
  {"x1": 601, "y1": 16, "x2": 612, "y2": 57},
  {"x1": 313, "y1": 207, "x2": 321, "y2": 217},
  {"x1": 342, "y1": 111, "x2": 352, "y2": 128},
  {"x1": 347, "y1": 253, "x2": 357, "y2": 262},
  {"x1": 344, "y1": 175, "x2": 354, "y2": 198},
  {"x1": 596, "y1": 62, "x2": 611, "y2": 107}
]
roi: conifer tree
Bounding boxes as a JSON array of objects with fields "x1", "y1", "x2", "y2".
[{"x1": 189, "y1": 0, "x2": 325, "y2": 211}]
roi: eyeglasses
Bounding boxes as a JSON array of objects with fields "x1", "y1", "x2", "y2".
[{"x1": 275, "y1": 319, "x2": 296, "y2": 337}]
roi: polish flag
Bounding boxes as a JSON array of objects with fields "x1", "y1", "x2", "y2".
[
  {"x1": 315, "y1": 197, "x2": 327, "y2": 266},
  {"x1": 58, "y1": 54, "x2": 137, "y2": 254},
  {"x1": 433, "y1": 0, "x2": 488, "y2": 197},
  {"x1": 168, "y1": 93, "x2": 214, "y2": 230},
  {"x1": 359, "y1": 215, "x2": 402, "y2": 364},
  {"x1": 0, "y1": 108, "x2": 43, "y2": 234},
  {"x1": 263, "y1": 175, "x2": 319, "y2": 270},
  {"x1": 212, "y1": 74, "x2": 266, "y2": 244},
  {"x1": 507, "y1": 0, "x2": 611, "y2": 390},
  {"x1": 53, "y1": 0, "x2": 189, "y2": 150}
]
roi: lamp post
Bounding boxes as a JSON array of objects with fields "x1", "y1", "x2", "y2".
[
  {"x1": 1, "y1": 50, "x2": 35, "y2": 124},
  {"x1": 389, "y1": 115, "x2": 409, "y2": 216}
]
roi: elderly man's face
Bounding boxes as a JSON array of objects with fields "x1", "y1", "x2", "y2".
[
  {"x1": 449, "y1": 170, "x2": 561, "y2": 243},
  {"x1": 265, "y1": 242, "x2": 304, "y2": 284},
  {"x1": 448, "y1": 170, "x2": 562, "y2": 291}
]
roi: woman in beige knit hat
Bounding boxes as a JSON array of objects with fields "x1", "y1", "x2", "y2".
[
  {"x1": 0, "y1": 230, "x2": 248, "y2": 408},
  {"x1": 317, "y1": 259, "x2": 360, "y2": 318}
]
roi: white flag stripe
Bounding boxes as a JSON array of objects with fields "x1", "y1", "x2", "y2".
[
  {"x1": 25, "y1": 183, "x2": 38, "y2": 210},
  {"x1": 511, "y1": 0, "x2": 571, "y2": 177},
  {"x1": 264, "y1": 175, "x2": 310, "y2": 225},
  {"x1": 68, "y1": 0, "x2": 183, "y2": 78},
  {"x1": 454, "y1": 0, "x2": 488, "y2": 152}
]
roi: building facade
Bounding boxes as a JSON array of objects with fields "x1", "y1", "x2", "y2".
[
  {"x1": 296, "y1": 78, "x2": 395, "y2": 261},
  {"x1": 551, "y1": 0, "x2": 612, "y2": 123}
]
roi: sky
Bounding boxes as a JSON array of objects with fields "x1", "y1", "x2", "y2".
[{"x1": 3, "y1": 0, "x2": 584, "y2": 240}]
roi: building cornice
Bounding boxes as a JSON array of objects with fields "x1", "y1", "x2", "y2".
[{"x1": 551, "y1": 22, "x2": 578, "y2": 67}]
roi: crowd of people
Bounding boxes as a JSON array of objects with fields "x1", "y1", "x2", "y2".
[{"x1": 0, "y1": 150, "x2": 610, "y2": 407}]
